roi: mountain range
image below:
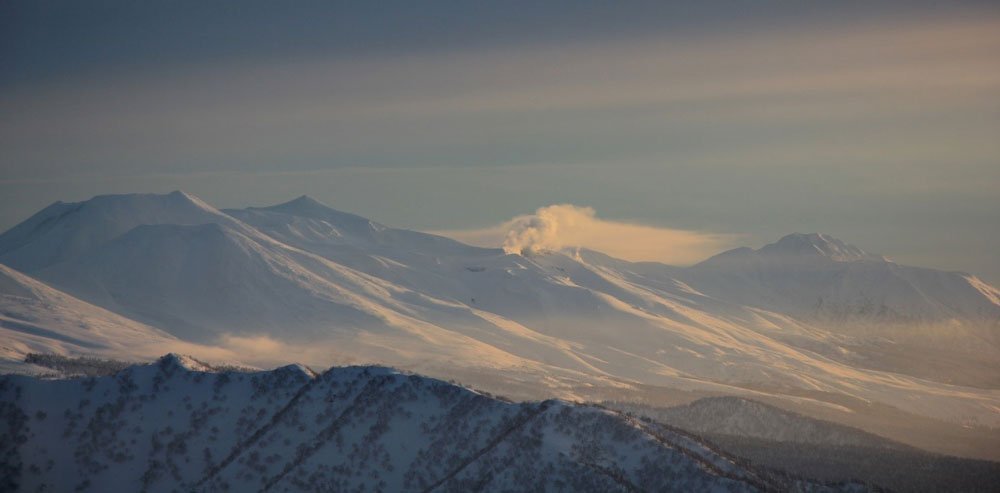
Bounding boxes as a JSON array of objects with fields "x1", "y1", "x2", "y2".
[{"x1": 0, "y1": 191, "x2": 997, "y2": 461}]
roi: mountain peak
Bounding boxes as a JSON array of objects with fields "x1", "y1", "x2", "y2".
[
  {"x1": 286, "y1": 194, "x2": 325, "y2": 207},
  {"x1": 89, "y1": 190, "x2": 207, "y2": 208},
  {"x1": 759, "y1": 233, "x2": 877, "y2": 262},
  {"x1": 257, "y1": 195, "x2": 338, "y2": 216},
  {"x1": 696, "y1": 233, "x2": 884, "y2": 268},
  {"x1": 167, "y1": 189, "x2": 194, "y2": 199},
  {"x1": 156, "y1": 353, "x2": 214, "y2": 372},
  {"x1": 246, "y1": 195, "x2": 384, "y2": 232},
  {"x1": 0, "y1": 191, "x2": 242, "y2": 272},
  {"x1": 41, "y1": 190, "x2": 220, "y2": 216}
]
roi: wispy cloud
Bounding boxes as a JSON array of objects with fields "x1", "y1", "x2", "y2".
[
  {"x1": 4, "y1": 15, "x2": 998, "y2": 173},
  {"x1": 434, "y1": 204, "x2": 735, "y2": 265}
]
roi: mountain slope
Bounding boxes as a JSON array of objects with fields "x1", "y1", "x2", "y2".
[
  {"x1": 34, "y1": 222, "x2": 392, "y2": 341},
  {"x1": 225, "y1": 198, "x2": 873, "y2": 388},
  {"x1": 225, "y1": 195, "x2": 479, "y2": 256},
  {"x1": 686, "y1": 233, "x2": 1000, "y2": 327},
  {"x1": 606, "y1": 398, "x2": 1000, "y2": 492},
  {"x1": 224, "y1": 198, "x2": 1000, "y2": 428},
  {"x1": 0, "y1": 264, "x2": 180, "y2": 372},
  {"x1": 672, "y1": 233, "x2": 1000, "y2": 387},
  {"x1": 0, "y1": 355, "x2": 861, "y2": 492}
]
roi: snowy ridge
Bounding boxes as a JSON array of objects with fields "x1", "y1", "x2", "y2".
[
  {"x1": 758, "y1": 233, "x2": 881, "y2": 262},
  {"x1": 0, "y1": 357, "x2": 865, "y2": 492},
  {"x1": 224, "y1": 194, "x2": 482, "y2": 256}
]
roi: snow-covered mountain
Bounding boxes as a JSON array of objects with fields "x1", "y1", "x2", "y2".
[
  {"x1": 675, "y1": 233, "x2": 1000, "y2": 389},
  {"x1": 224, "y1": 195, "x2": 477, "y2": 256},
  {"x1": 0, "y1": 191, "x2": 997, "y2": 460},
  {"x1": 686, "y1": 232, "x2": 1000, "y2": 327},
  {"x1": 0, "y1": 355, "x2": 862, "y2": 492},
  {"x1": 0, "y1": 192, "x2": 251, "y2": 273}
]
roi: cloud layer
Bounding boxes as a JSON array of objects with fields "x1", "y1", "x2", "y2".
[{"x1": 438, "y1": 204, "x2": 734, "y2": 265}]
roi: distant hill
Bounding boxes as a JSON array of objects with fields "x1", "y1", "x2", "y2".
[{"x1": 606, "y1": 398, "x2": 1000, "y2": 492}]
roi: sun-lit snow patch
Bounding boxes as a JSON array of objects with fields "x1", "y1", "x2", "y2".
[{"x1": 965, "y1": 274, "x2": 1000, "y2": 305}]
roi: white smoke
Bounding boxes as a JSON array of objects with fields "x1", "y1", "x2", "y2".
[
  {"x1": 502, "y1": 204, "x2": 595, "y2": 255},
  {"x1": 437, "y1": 204, "x2": 736, "y2": 265}
]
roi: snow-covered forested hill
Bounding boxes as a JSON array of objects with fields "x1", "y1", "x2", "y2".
[
  {"x1": 607, "y1": 397, "x2": 904, "y2": 449},
  {"x1": 0, "y1": 192, "x2": 998, "y2": 460},
  {"x1": 605, "y1": 398, "x2": 1000, "y2": 493},
  {"x1": 0, "y1": 355, "x2": 867, "y2": 492}
]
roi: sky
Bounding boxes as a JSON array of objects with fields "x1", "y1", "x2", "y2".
[{"x1": 1, "y1": 1, "x2": 998, "y2": 283}]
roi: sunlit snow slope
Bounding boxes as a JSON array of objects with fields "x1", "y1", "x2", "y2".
[{"x1": 0, "y1": 264, "x2": 179, "y2": 372}]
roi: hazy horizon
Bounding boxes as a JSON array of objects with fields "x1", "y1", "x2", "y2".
[{"x1": 2, "y1": 189, "x2": 996, "y2": 283}]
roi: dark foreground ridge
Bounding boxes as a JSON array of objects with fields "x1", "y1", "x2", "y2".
[
  {"x1": 0, "y1": 354, "x2": 872, "y2": 492},
  {"x1": 607, "y1": 399, "x2": 1000, "y2": 493}
]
